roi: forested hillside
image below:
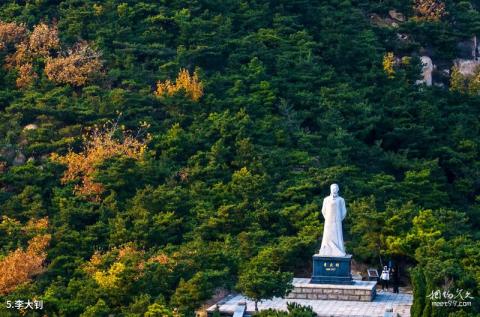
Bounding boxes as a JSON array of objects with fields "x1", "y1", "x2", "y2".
[{"x1": 0, "y1": 0, "x2": 479, "y2": 316}]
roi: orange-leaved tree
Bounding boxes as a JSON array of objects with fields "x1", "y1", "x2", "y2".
[
  {"x1": 4, "y1": 22, "x2": 59, "y2": 87},
  {"x1": 16, "y1": 63, "x2": 38, "y2": 88},
  {"x1": 28, "y1": 22, "x2": 60, "y2": 57},
  {"x1": 0, "y1": 20, "x2": 102, "y2": 88},
  {"x1": 0, "y1": 21, "x2": 27, "y2": 49},
  {"x1": 51, "y1": 123, "x2": 149, "y2": 199},
  {"x1": 0, "y1": 223, "x2": 50, "y2": 295},
  {"x1": 83, "y1": 244, "x2": 175, "y2": 289},
  {"x1": 83, "y1": 244, "x2": 144, "y2": 289},
  {"x1": 44, "y1": 41, "x2": 102, "y2": 86},
  {"x1": 413, "y1": 0, "x2": 446, "y2": 21},
  {"x1": 156, "y1": 68, "x2": 204, "y2": 101}
]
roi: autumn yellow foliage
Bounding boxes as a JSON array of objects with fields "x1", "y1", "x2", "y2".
[
  {"x1": 0, "y1": 215, "x2": 21, "y2": 235},
  {"x1": 4, "y1": 23, "x2": 59, "y2": 71},
  {"x1": 0, "y1": 234, "x2": 51, "y2": 295},
  {"x1": 156, "y1": 69, "x2": 204, "y2": 101},
  {"x1": 0, "y1": 21, "x2": 27, "y2": 49},
  {"x1": 84, "y1": 245, "x2": 176, "y2": 289},
  {"x1": 51, "y1": 124, "x2": 148, "y2": 199},
  {"x1": 16, "y1": 63, "x2": 38, "y2": 88},
  {"x1": 468, "y1": 72, "x2": 480, "y2": 94},
  {"x1": 0, "y1": 20, "x2": 102, "y2": 88},
  {"x1": 28, "y1": 22, "x2": 60, "y2": 57},
  {"x1": 450, "y1": 65, "x2": 480, "y2": 95},
  {"x1": 44, "y1": 41, "x2": 102, "y2": 86},
  {"x1": 23, "y1": 217, "x2": 49, "y2": 233},
  {"x1": 450, "y1": 65, "x2": 466, "y2": 93},
  {"x1": 148, "y1": 253, "x2": 172, "y2": 265},
  {"x1": 383, "y1": 52, "x2": 395, "y2": 78},
  {"x1": 84, "y1": 244, "x2": 145, "y2": 289},
  {"x1": 413, "y1": 0, "x2": 446, "y2": 21},
  {"x1": 93, "y1": 262, "x2": 126, "y2": 288}
]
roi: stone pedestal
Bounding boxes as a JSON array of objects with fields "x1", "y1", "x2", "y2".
[
  {"x1": 286, "y1": 278, "x2": 376, "y2": 302},
  {"x1": 311, "y1": 254, "x2": 353, "y2": 285}
]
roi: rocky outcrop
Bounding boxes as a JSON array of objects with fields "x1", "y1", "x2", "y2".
[
  {"x1": 370, "y1": 14, "x2": 399, "y2": 28},
  {"x1": 12, "y1": 152, "x2": 26, "y2": 166},
  {"x1": 454, "y1": 59, "x2": 480, "y2": 76},
  {"x1": 370, "y1": 9, "x2": 405, "y2": 28},
  {"x1": 456, "y1": 36, "x2": 478, "y2": 60},
  {"x1": 23, "y1": 123, "x2": 38, "y2": 131},
  {"x1": 389, "y1": 10, "x2": 405, "y2": 22}
]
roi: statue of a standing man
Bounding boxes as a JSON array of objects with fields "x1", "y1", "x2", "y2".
[{"x1": 319, "y1": 184, "x2": 347, "y2": 257}]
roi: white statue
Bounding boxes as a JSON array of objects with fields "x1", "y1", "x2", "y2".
[
  {"x1": 415, "y1": 56, "x2": 433, "y2": 86},
  {"x1": 319, "y1": 184, "x2": 347, "y2": 257}
]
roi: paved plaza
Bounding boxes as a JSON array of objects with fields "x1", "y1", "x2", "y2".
[{"x1": 207, "y1": 290, "x2": 413, "y2": 317}]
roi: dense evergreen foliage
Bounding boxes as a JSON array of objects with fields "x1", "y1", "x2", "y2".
[
  {"x1": 0, "y1": 0, "x2": 479, "y2": 316},
  {"x1": 256, "y1": 302, "x2": 316, "y2": 317}
]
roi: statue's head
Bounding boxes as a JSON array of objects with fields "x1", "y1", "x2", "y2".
[{"x1": 330, "y1": 183, "x2": 339, "y2": 197}]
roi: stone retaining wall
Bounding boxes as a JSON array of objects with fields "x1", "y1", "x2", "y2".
[{"x1": 286, "y1": 282, "x2": 376, "y2": 302}]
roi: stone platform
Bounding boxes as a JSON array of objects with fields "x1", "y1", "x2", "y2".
[
  {"x1": 287, "y1": 278, "x2": 376, "y2": 302},
  {"x1": 206, "y1": 289, "x2": 413, "y2": 317}
]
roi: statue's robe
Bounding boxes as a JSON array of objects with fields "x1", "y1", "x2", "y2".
[{"x1": 319, "y1": 195, "x2": 347, "y2": 257}]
